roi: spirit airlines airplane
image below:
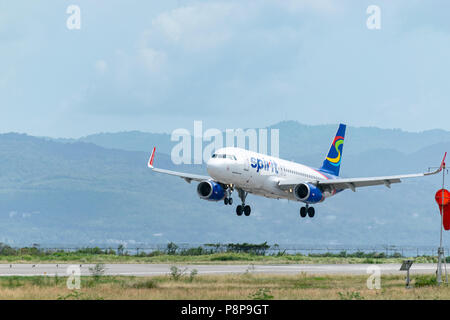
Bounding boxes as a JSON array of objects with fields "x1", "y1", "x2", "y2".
[{"x1": 148, "y1": 124, "x2": 446, "y2": 218}]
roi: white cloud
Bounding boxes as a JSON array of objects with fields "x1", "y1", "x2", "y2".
[
  {"x1": 95, "y1": 60, "x2": 108, "y2": 74},
  {"x1": 147, "y1": 0, "x2": 336, "y2": 52},
  {"x1": 138, "y1": 48, "x2": 167, "y2": 73},
  {"x1": 275, "y1": 0, "x2": 338, "y2": 14},
  {"x1": 150, "y1": 2, "x2": 245, "y2": 51}
]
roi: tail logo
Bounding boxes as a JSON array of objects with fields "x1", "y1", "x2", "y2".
[{"x1": 325, "y1": 136, "x2": 344, "y2": 166}]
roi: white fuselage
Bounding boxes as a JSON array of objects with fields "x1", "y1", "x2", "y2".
[{"x1": 206, "y1": 147, "x2": 332, "y2": 201}]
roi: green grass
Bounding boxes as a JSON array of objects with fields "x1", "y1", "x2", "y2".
[
  {"x1": 414, "y1": 275, "x2": 438, "y2": 287},
  {"x1": 0, "y1": 252, "x2": 439, "y2": 264}
]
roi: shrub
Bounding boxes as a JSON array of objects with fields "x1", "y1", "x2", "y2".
[
  {"x1": 337, "y1": 291, "x2": 364, "y2": 300},
  {"x1": 0, "y1": 243, "x2": 16, "y2": 256},
  {"x1": 169, "y1": 265, "x2": 187, "y2": 280},
  {"x1": 166, "y1": 242, "x2": 178, "y2": 255},
  {"x1": 75, "y1": 247, "x2": 105, "y2": 255},
  {"x1": 249, "y1": 288, "x2": 274, "y2": 300},
  {"x1": 2, "y1": 277, "x2": 24, "y2": 288},
  {"x1": 188, "y1": 269, "x2": 198, "y2": 282},
  {"x1": 415, "y1": 275, "x2": 437, "y2": 287},
  {"x1": 127, "y1": 279, "x2": 158, "y2": 289},
  {"x1": 148, "y1": 250, "x2": 164, "y2": 257},
  {"x1": 89, "y1": 263, "x2": 106, "y2": 281},
  {"x1": 226, "y1": 242, "x2": 270, "y2": 255},
  {"x1": 210, "y1": 254, "x2": 242, "y2": 261},
  {"x1": 180, "y1": 247, "x2": 207, "y2": 256}
]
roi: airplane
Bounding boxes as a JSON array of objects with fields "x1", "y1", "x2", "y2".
[{"x1": 148, "y1": 124, "x2": 446, "y2": 218}]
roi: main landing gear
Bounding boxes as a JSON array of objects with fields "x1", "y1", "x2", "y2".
[
  {"x1": 300, "y1": 205, "x2": 315, "y2": 218},
  {"x1": 236, "y1": 204, "x2": 251, "y2": 216},
  {"x1": 223, "y1": 186, "x2": 251, "y2": 216},
  {"x1": 236, "y1": 188, "x2": 251, "y2": 217}
]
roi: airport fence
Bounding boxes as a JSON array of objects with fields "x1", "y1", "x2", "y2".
[{"x1": 1, "y1": 243, "x2": 448, "y2": 258}]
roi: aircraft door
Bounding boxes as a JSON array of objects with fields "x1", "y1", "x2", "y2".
[
  {"x1": 242, "y1": 157, "x2": 252, "y2": 186},
  {"x1": 244, "y1": 157, "x2": 250, "y2": 171}
]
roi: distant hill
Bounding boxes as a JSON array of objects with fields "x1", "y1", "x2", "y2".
[
  {"x1": 0, "y1": 123, "x2": 449, "y2": 247},
  {"x1": 70, "y1": 121, "x2": 450, "y2": 157}
]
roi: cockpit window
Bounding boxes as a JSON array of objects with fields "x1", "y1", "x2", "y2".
[{"x1": 212, "y1": 153, "x2": 236, "y2": 160}]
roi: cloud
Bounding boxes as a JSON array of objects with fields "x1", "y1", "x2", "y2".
[
  {"x1": 274, "y1": 0, "x2": 339, "y2": 14},
  {"x1": 150, "y1": 2, "x2": 240, "y2": 51},
  {"x1": 138, "y1": 48, "x2": 166, "y2": 73},
  {"x1": 4, "y1": 0, "x2": 450, "y2": 136},
  {"x1": 42, "y1": 1, "x2": 339, "y2": 121},
  {"x1": 94, "y1": 60, "x2": 108, "y2": 74}
]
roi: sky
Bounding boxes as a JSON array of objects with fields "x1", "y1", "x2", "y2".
[{"x1": 1, "y1": 0, "x2": 450, "y2": 137}]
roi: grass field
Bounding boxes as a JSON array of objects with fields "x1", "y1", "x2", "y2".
[
  {"x1": 0, "y1": 272, "x2": 447, "y2": 300},
  {"x1": 0, "y1": 252, "x2": 439, "y2": 264}
]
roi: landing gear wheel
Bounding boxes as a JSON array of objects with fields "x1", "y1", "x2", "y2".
[
  {"x1": 300, "y1": 207, "x2": 307, "y2": 218},
  {"x1": 243, "y1": 205, "x2": 251, "y2": 216},
  {"x1": 224, "y1": 198, "x2": 229, "y2": 205},
  {"x1": 228, "y1": 198, "x2": 233, "y2": 205},
  {"x1": 236, "y1": 205, "x2": 243, "y2": 216},
  {"x1": 307, "y1": 206, "x2": 315, "y2": 218}
]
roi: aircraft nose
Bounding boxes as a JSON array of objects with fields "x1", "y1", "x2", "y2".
[{"x1": 207, "y1": 158, "x2": 219, "y2": 176}]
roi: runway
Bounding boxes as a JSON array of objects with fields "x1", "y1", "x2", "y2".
[{"x1": 0, "y1": 263, "x2": 440, "y2": 277}]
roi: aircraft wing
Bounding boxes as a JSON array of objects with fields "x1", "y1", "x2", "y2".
[
  {"x1": 147, "y1": 147, "x2": 211, "y2": 183},
  {"x1": 278, "y1": 152, "x2": 447, "y2": 192}
]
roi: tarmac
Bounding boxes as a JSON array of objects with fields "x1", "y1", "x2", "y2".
[{"x1": 0, "y1": 263, "x2": 441, "y2": 277}]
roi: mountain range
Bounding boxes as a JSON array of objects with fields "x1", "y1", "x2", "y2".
[{"x1": 1, "y1": 121, "x2": 449, "y2": 248}]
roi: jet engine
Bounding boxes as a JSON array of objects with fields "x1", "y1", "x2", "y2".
[
  {"x1": 294, "y1": 183, "x2": 324, "y2": 203},
  {"x1": 197, "y1": 180, "x2": 226, "y2": 201}
]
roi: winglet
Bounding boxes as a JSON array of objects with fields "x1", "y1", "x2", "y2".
[
  {"x1": 148, "y1": 147, "x2": 156, "y2": 168},
  {"x1": 440, "y1": 152, "x2": 447, "y2": 171},
  {"x1": 424, "y1": 152, "x2": 447, "y2": 176}
]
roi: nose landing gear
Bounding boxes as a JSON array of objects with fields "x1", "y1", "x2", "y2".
[{"x1": 224, "y1": 186, "x2": 233, "y2": 205}]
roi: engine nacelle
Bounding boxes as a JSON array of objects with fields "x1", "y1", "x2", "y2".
[
  {"x1": 294, "y1": 183, "x2": 324, "y2": 203},
  {"x1": 197, "y1": 180, "x2": 226, "y2": 201}
]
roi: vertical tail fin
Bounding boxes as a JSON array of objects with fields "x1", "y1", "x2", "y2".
[{"x1": 320, "y1": 124, "x2": 346, "y2": 176}]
